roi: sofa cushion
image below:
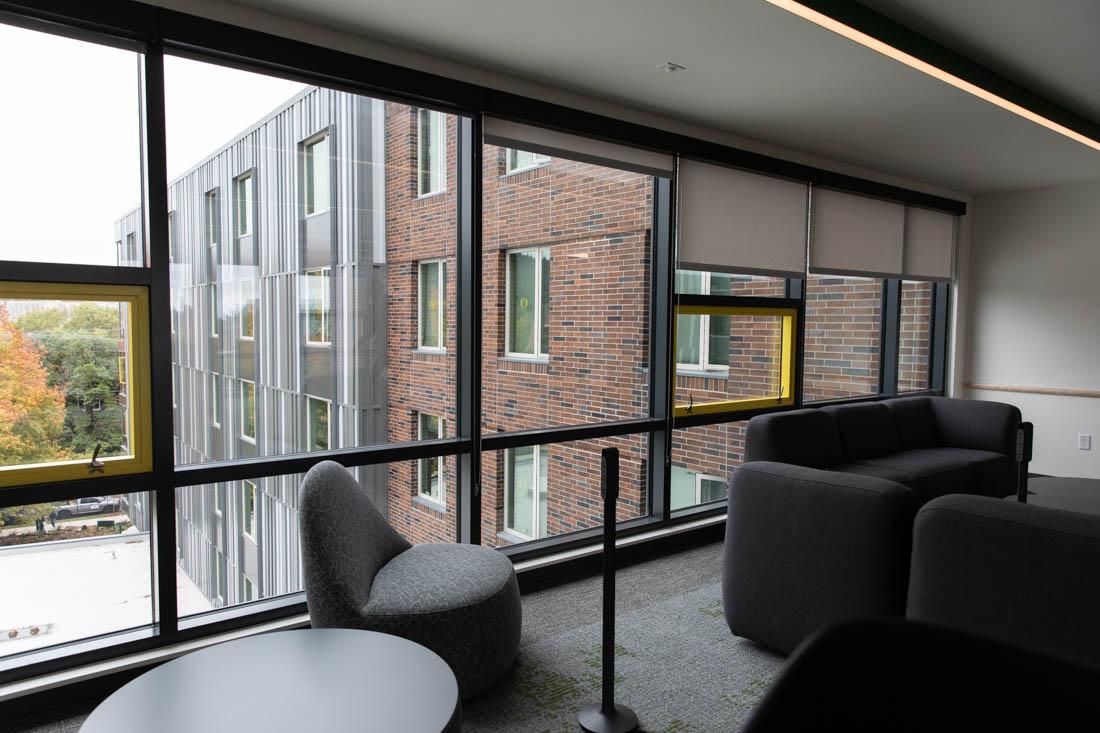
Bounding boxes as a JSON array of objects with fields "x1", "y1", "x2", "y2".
[
  {"x1": 745, "y1": 409, "x2": 843, "y2": 469},
  {"x1": 831, "y1": 462, "x2": 918, "y2": 491},
  {"x1": 844, "y1": 448, "x2": 976, "y2": 503},
  {"x1": 884, "y1": 397, "x2": 938, "y2": 450},
  {"x1": 821, "y1": 403, "x2": 900, "y2": 461},
  {"x1": 932, "y1": 448, "x2": 1016, "y2": 498},
  {"x1": 929, "y1": 397, "x2": 1021, "y2": 456}
]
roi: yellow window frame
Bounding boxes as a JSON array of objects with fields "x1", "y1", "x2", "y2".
[
  {"x1": 673, "y1": 304, "x2": 798, "y2": 418},
  {"x1": 0, "y1": 281, "x2": 152, "y2": 488}
]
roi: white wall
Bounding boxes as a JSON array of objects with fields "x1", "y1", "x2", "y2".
[{"x1": 965, "y1": 180, "x2": 1100, "y2": 477}]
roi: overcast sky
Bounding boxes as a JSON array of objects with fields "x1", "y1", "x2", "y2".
[{"x1": 0, "y1": 23, "x2": 306, "y2": 266}]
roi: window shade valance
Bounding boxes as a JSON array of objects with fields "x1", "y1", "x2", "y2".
[
  {"x1": 676, "y1": 159, "x2": 809, "y2": 277},
  {"x1": 483, "y1": 117, "x2": 674, "y2": 177},
  {"x1": 809, "y1": 188, "x2": 956, "y2": 281}
]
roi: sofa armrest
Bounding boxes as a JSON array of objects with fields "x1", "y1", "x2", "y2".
[
  {"x1": 907, "y1": 495, "x2": 1100, "y2": 668},
  {"x1": 723, "y1": 461, "x2": 920, "y2": 654},
  {"x1": 929, "y1": 397, "x2": 1022, "y2": 456}
]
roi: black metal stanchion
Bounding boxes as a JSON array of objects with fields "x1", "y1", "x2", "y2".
[{"x1": 578, "y1": 447, "x2": 639, "y2": 733}]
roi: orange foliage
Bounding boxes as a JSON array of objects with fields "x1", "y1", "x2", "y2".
[{"x1": 0, "y1": 304, "x2": 66, "y2": 465}]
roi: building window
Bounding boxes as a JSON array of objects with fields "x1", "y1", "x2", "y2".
[
  {"x1": 506, "y1": 148, "x2": 550, "y2": 175},
  {"x1": 239, "y1": 280, "x2": 255, "y2": 340},
  {"x1": 418, "y1": 260, "x2": 446, "y2": 351},
  {"x1": 234, "y1": 173, "x2": 253, "y2": 238},
  {"x1": 211, "y1": 374, "x2": 221, "y2": 428},
  {"x1": 675, "y1": 270, "x2": 734, "y2": 371},
  {"x1": 304, "y1": 135, "x2": 330, "y2": 216},
  {"x1": 307, "y1": 397, "x2": 330, "y2": 452},
  {"x1": 241, "y1": 380, "x2": 256, "y2": 443},
  {"x1": 304, "y1": 268, "x2": 330, "y2": 344},
  {"x1": 670, "y1": 466, "x2": 727, "y2": 511},
  {"x1": 242, "y1": 479, "x2": 257, "y2": 540},
  {"x1": 504, "y1": 445, "x2": 548, "y2": 540},
  {"x1": 210, "y1": 283, "x2": 221, "y2": 338},
  {"x1": 205, "y1": 189, "x2": 220, "y2": 275},
  {"x1": 214, "y1": 553, "x2": 226, "y2": 607},
  {"x1": 242, "y1": 578, "x2": 255, "y2": 603},
  {"x1": 416, "y1": 108, "x2": 446, "y2": 196},
  {"x1": 417, "y1": 413, "x2": 444, "y2": 504},
  {"x1": 506, "y1": 247, "x2": 550, "y2": 358},
  {"x1": 214, "y1": 483, "x2": 224, "y2": 516}
]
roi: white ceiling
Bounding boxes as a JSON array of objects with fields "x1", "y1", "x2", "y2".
[{"x1": 226, "y1": 0, "x2": 1100, "y2": 194}]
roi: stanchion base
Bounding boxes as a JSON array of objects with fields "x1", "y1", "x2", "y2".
[{"x1": 578, "y1": 703, "x2": 639, "y2": 733}]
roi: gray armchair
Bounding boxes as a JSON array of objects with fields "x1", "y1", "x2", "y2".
[{"x1": 299, "y1": 461, "x2": 522, "y2": 699}]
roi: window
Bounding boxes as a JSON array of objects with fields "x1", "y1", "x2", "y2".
[
  {"x1": 211, "y1": 374, "x2": 221, "y2": 428},
  {"x1": 803, "y1": 275, "x2": 883, "y2": 402},
  {"x1": 242, "y1": 480, "x2": 256, "y2": 540},
  {"x1": 417, "y1": 413, "x2": 444, "y2": 504},
  {"x1": 506, "y1": 148, "x2": 550, "y2": 174},
  {"x1": 234, "y1": 173, "x2": 253, "y2": 237},
  {"x1": 899, "y1": 280, "x2": 934, "y2": 392},
  {"x1": 416, "y1": 109, "x2": 446, "y2": 196},
  {"x1": 0, "y1": 282, "x2": 152, "y2": 488},
  {"x1": 239, "y1": 280, "x2": 255, "y2": 339},
  {"x1": 303, "y1": 268, "x2": 330, "y2": 345},
  {"x1": 210, "y1": 283, "x2": 221, "y2": 337},
  {"x1": 241, "y1": 380, "x2": 256, "y2": 443},
  {"x1": 418, "y1": 260, "x2": 446, "y2": 350},
  {"x1": 304, "y1": 135, "x2": 330, "y2": 215},
  {"x1": 670, "y1": 466, "x2": 727, "y2": 510},
  {"x1": 205, "y1": 189, "x2": 220, "y2": 274},
  {"x1": 307, "y1": 397, "x2": 329, "y2": 452},
  {"x1": 504, "y1": 445, "x2": 548, "y2": 540},
  {"x1": 214, "y1": 553, "x2": 226, "y2": 606},
  {"x1": 505, "y1": 247, "x2": 550, "y2": 358},
  {"x1": 214, "y1": 483, "x2": 224, "y2": 516},
  {"x1": 676, "y1": 270, "x2": 735, "y2": 371}
]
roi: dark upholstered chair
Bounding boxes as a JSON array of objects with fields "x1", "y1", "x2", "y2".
[
  {"x1": 724, "y1": 461, "x2": 919, "y2": 654},
  {"x1": 299, "y1": 461, "x2": 521, "y2": 699},
  {"x1": 908, "y1": 494, "x2": 1100, "y2": 668},
  {"x1": 742, "y1": 618, "x2": 1100, "y2": 732}
]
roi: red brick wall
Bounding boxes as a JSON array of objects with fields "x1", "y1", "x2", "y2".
[
  {"x1": 898, "y1": 280, "x2": 933, "y2": 392},
  {"x1": 803, "y1": 275, "x2": 882, "y2": 402},
  {"x1": 384, "y1": 104, "x2": 459, "y2": 544}
]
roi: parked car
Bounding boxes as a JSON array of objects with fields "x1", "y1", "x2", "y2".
[{"x1": 54, "y1": 496, "x2": 121, "y2": 519}]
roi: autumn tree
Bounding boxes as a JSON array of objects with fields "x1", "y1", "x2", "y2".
[
  {"x1": 0, "y1": 304, "x2": 66, "y2": 466},
  {"x1": 16, "y1": 303, "x2": 126, "y2": 458}
]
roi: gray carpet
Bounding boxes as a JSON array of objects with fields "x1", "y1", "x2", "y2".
[{"x1": 6, "y1": 541, "x2": 783, "y2": 732}]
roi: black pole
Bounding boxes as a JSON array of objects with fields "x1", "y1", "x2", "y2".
[{"x1": 578, "y1": 447, "x2": 639, "y2": 733}]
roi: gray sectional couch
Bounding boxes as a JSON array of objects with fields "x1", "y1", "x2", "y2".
[
  {"x1": 743, "y1": 396, "x2": 1024, "y2": 502},
  {"x1": 723, "y1": 396, "x2": 1030, "y2": 655}
]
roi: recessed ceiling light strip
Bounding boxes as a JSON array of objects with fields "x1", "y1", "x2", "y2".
[{"x1": 766, "y1": 0, "x2": 1100, "y2": 152}]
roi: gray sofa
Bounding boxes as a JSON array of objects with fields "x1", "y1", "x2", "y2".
[
  {"x1": 723, "y1": 396, "x2": 1029, "y2": 654},
  {"x1": 744, "y1": 396, "x2": 1025, "y2": 502},
  {"x1": 908, "y1": 494, "x2": 1100, "y2": 668}
]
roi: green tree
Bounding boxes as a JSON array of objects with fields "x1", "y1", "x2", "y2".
[
  {"x1": 0, "y1": 305, "x2": 66, "y2": 465},
  {"x1": 16, "y1": 304, "x2": 126, "y2": 459}
]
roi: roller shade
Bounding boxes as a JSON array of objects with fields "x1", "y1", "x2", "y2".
[
  {"x1": 677, "y1": 159, "x2": 809, "y2": 277},
  {"x1": 809, "y1": 188, "x2": 905, "y2": 278},
  {"x1": 483, "y1": 117, "x2": 674, "y2": 177},
  {"x1": 903, "y1": 206, "x2": 956, "y2": 281}
]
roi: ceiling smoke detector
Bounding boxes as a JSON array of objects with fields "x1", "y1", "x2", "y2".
[{"x1": 657, "y1": 61, "x2": 686, "y2": 73}]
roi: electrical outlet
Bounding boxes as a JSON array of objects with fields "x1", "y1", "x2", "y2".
[{"x1": 1078, "y1": 433, "x2": 1092, "y2": 451}]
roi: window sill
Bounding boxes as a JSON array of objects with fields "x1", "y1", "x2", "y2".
[
  {"x1": 240, "y1": 436, "x2": 256, "y2": 445},
  {"x1": 304, "y1": 210, "x2": 330, "y2": 219},
  {"x1": 501, "y1": 354, "x2": 549, "y2": 365},
  {"x1": 415, "y1": 189, "x2": 447, "y2": 201},
  {"x1": 497, "y1": 529, "x2": 534, "y2": 545},
  {"x1": 413, "y1": 347, "x2": 447, "y2": 356},
  {"x1": 675, "y1": 367, "x2": 729, "y2": 379},
  {"x1": 305, "y1": 341, "x2": 332, "y2": 348},
  {"x1": 501, "y1": 162, "x2": 550, "y2": 177},
  {"x1": 412, "y1": 495, "x2": 447, "y2": 514}
]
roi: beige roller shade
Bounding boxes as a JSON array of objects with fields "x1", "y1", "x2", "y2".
[
  {"x1": 677, "y1": 159, "x2": 809, "y2": 277},
  {"x1": 903, "y1": 206, "x2": 956, "y2": 281},
  {"x1": 483, "y1": 117, "x2": 674, "y2": 177},
  {"x1": 809, "y1": 188, "x2": 905, "y2": 278}
]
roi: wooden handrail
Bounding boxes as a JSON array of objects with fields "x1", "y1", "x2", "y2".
[{"x1": 965, "y1": 383, "x2": 1100, "y2": 399}]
